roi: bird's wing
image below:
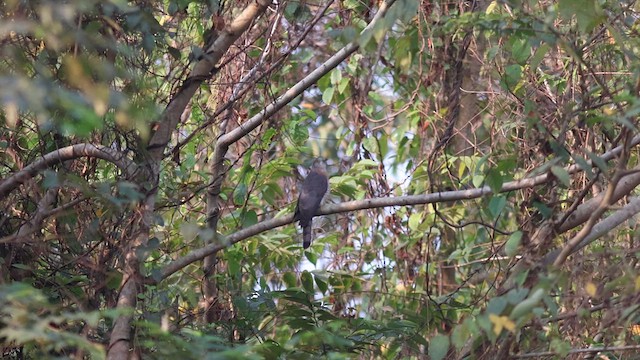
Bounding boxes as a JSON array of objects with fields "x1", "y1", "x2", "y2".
[{"x1": 296, "y1": 191, "x2": 317, "y2": 213}]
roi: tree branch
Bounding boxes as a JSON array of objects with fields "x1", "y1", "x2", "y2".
[
  {"x1": 170, "y1": 0, "x2": 336, "y2": 156},
  {"x1": 162, "y1": 134, "x2": 640, "y2": 280},
  {"x1": 206, "y1": 0, "x2": 399, "y2": 213},
  {"x1": 162, "y1": 166, "x2": 564, "y2": 280},
  {"x1": 107, "y1": 3, "x2": 275, "y2": 358},
  {"x1": 146, "y1": 0, "x2": 273, "y2": 160},
  {"x1": 557, "y1": 166, "x2": 640, "y2": 233},
  {"x1": 543, "y1": 194, "x2": 640, "y2": 265},
  {"x1": 0, "y1": 143, "x2": 137, "y2": 198},
  {"x1": 552, "y1": 131, "x2": 634, "y2": 266}
]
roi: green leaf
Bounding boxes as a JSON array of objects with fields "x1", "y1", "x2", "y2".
[
  {"x1": 262, "y1": 128, "x2": 277, "y2": 143},
  {"x1": 301, "y1": 271, "x2": 314, "y2": 293},
  {"x1": 485, "y1": 168, "x2": 504, "y2": 194},
  {"x1": 340, "y1": 26, "x2": 358, "y2": 42},
  {"x1": 314, "y1": 276, "x2": 328, "y2": 294},
  {"x1": 353, "y1": 159, "x2": 378, "y2": 168},
  {"x1": 330, "y1": 68, "x2": 342, "y2": 84},
  {"x1": 572, "y1": 155, "x2": 595, "y2": 180},
  {"x1": 505, "y1": 288, "x2": 529, "y2": 305},
  {"x1": 428, "y1": 334, "x2": 450, "y2": 360},
  {"x1": 305, "y1": 250, "x2": 318, "y2": 265},
  {"x1": 510, "y1": 288, "x2": 544, "y2": 319},
  {"x1": 502, "y1": 64, "x2": 522, "y2": 91},
  {"x1": 242, "y1": 210, "x2": 258, "y2": 228},
  {"x1": 322, "y1": 86, "x2": 335, "y2": 104},
  {"x1": 530, "y1": 43, "x2": 550, "y2": 70},
  {"x1": 227, "y1": 250, "x2": 241, "y2": 277},
  {"x1": 106, "y1": 271, "x2": 123, "y2": 290},
  {"x1": 11, "y1": 263, "x2": 31, "y2": 270},
  {"x1": 550, "y1": 338, "x2": 572, "y2": 358},
  {"x1": 486, "y1": 297, "x2": 508, "y2": 315},
  {"x1": 338, "y1": 76, "x2": 350, "y2": 94},
  {"x1": 379, "y1": 132, "x2": 389, "y2": 158},
  {"x1": 511, "y1": 38, "x2": 530, "y2": 65},
  {"x1": 233, "y1": 183, "x2": 247, "y2": 206},
  {"x1": 283, "y1": 272, "x2": 297, "y2": 288},
  {"x1": 586, "y1": 150, "x2": 608, "y2": 173},
  {"x1": 362, "y1": 136, "x2": 379, "y2": 154},
  {"x1": 550, "y1": 165, "x2": 571, "y2": 187},
  {"x1": 408, "y1": 212, "x2": 422, "y2": 231},
  {"x1": 533, "y1": 201, "x2": 553, "y2": 219},
  {"x1": 42, "y1": 170, "x2": 60, "y2": 189},
  {"x1": 488, "y1": 195, "x2": 506, "y2": 218},
  {"x1": 394, "y1": 35, "x2": 413, "y2": 71},
  {"x1": 472, "y1": 174, "x2": 485, "y2": 188},
  {"x1": 292, "y1": 122, "x2": 309, "y2": 143},
  {"x1": 452, "y1": 318, "x2": 478, "y2": 350},
  {"x1": 558, "y1": 0, "x2": 605, "y2": 33},
  {"x1": 505, "y1": 231, "x2": 522, "y2": 258}
]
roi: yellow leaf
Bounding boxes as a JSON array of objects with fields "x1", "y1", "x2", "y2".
[
  {"x1": 486, "y1": 1, "x2": 498, "y2": 14},
  {"x1": 503, "y1": 317, "x2": 516, "y2": 332},
  {"x1": 635, "y1": 276, "x2": 640, "y2": 291},
  {"x1": 489, "y1": 314, "x2": 516, "y2": 335},
  {"x1": 585, "y1": 282, "x2": 597, "y2": 297}
]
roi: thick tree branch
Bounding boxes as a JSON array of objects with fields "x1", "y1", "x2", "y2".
[
  {"x1": 558, "y1": 166, "x2": 640, "y2": 233},
  {"x1": 571, "y1": 195, "x2": 640, "y2": 253},
  {"x1": 1, "y1": 188, "x2": 58, "y2": 244},
  {"x1": 0, "y1": 143, "x2": 137, "y2": 198},
  {"x1": 107, "y1": 3, "x2": 274, "y2": 358},
  {"x1": 171, "y1": 0, "x2": 336, "y2": 155},
  {"x1": 146, "y1": 0, "x2": 273, "y2": 160},
  {"x1": 542, "y1": 186, "x2": 640, "y2": 265},
  {"x1": 553, "y1": 159, "x2": 627, "y2": 267},
  {"x1": 107, "y1": 194, "x2": 156, "y2": 360}
]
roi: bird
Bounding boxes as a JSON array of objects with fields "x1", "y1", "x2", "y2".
[{"x1": 293, "y1": 159, "x2": 328, "y2": 249}]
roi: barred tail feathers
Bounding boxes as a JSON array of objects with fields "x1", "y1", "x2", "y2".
[{"x1": 302, "y1": 223, "x2": 312, "y2": 249}]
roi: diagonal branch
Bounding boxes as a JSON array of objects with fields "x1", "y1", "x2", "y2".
[
  {"x1": 200, "y1": 0, "x2": 399, "y2": 321},
  {"x1": 146, "y1": 0, "x2": 273, "y2": 160},
  {"x1": 205, "y1": 0, "x2": 399, "y2": 237},
  {"x1": 569, "y1": 195, "x2": 640, "y2": 254},
  {"x1": 170, "y1": 0, "x2": 336, "y2": 156},
  {"x1": 211, "y1": 0, "x2": 397, "y2": 163},
  {"x1": 553, "y1": 170, "x2": 623, "y2": 267}
]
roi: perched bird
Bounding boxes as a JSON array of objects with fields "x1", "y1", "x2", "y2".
[{"x1": 294, "y1": 159, "x2": 328, "y2": 248}]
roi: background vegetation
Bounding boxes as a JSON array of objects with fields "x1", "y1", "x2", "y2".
[{"x1": 2, "y1": 0, "x2": 640, "y2": 358}]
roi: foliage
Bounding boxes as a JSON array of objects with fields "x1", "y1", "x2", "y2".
[
  {"x1": 0, "y1": 283, "x2": 108, "y2": 358},
  {"x1": 2, "y1": 0, "x2": 640, "y2": 358}
]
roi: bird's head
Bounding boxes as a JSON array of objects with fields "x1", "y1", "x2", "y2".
[{"x1": 311, "y1": 158, "x2": 327, "y2": 174}]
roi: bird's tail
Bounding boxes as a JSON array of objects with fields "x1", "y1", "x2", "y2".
[{"x1": 302, "y1": 223, "x2": 312, "y2": 249}]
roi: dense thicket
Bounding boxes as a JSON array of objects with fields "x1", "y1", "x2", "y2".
[{"x1": 2, "y1": 0, "x2": 640, "y2": 359}]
